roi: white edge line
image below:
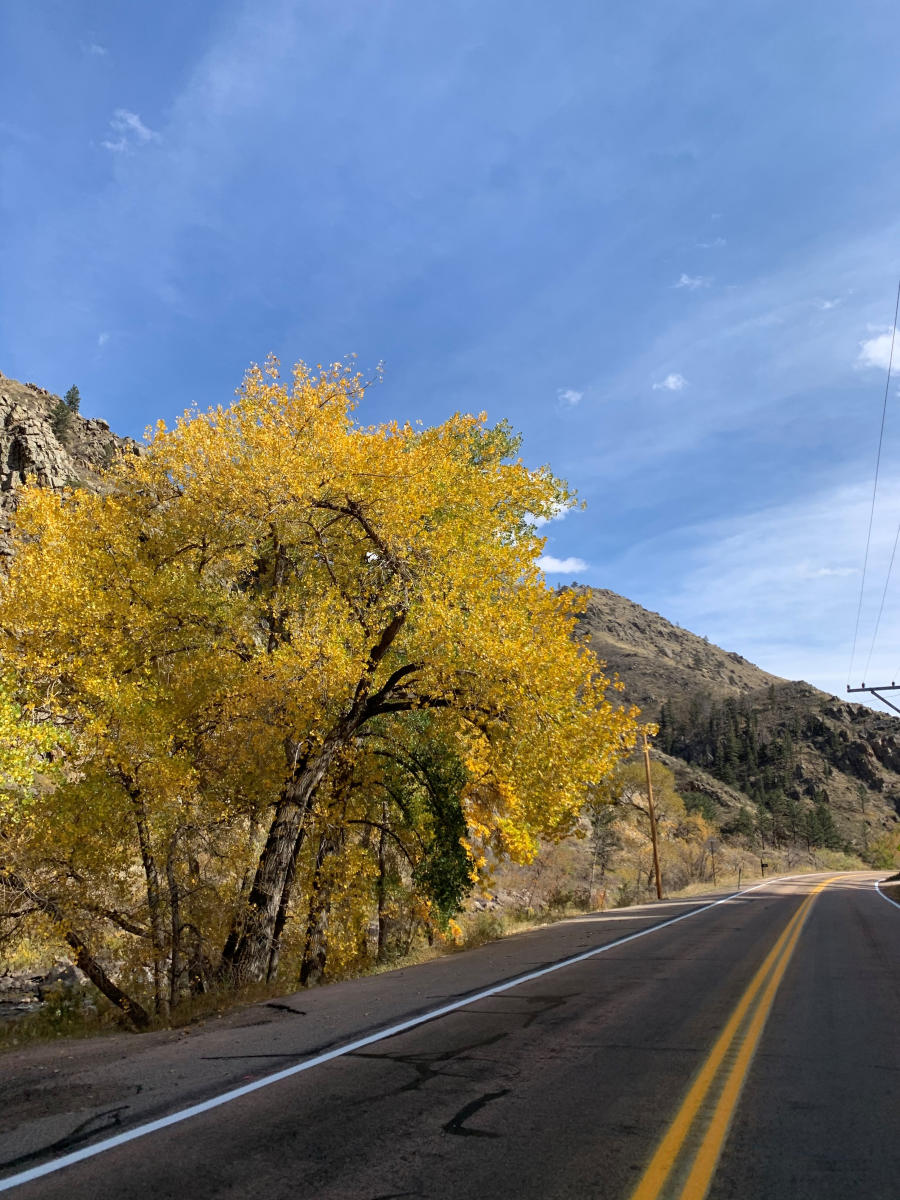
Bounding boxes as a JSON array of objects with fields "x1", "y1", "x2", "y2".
[
  {"x1": 0, "y1": 874, "x2": 800, "y2": 1192},
  {"x1": 875, "y1": 879, "x2": 900, "y2": 910}
]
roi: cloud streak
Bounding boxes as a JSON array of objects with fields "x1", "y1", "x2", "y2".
[
  {"x1": 557, "y1": 387, "x2": 582, "y2": 407},
  {"x1": 652, "y1": 372, "x2": 687, "y2": 392},
  {"x1": 649, "y1": 477, "x2": 900, "y2": 699},
  {"x1": 857, "y1": 328, "x2": 897, "y2": 371},
  {"x1": 101, "y1": 109, "x2": 160, "y2": 153}
]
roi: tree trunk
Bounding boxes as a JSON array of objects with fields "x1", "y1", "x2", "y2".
[
  {"x1": 376, "y1": 802, "x2": 388, "y2": 963},
  {"x1": 265, "y1": 825, "x2": 305, "y2": 984},
  {"x1": 221, "y1": 610, "x2": 411, "y2": 984},
  {"x1": 64, "y1": 929, "x2": 152, "y2": 1030},
  {"x1": 221, "y1": 816, "x2": 260, "y2": 970},
  {"x1": 123, "y1": 776, "x2": 169, "y2": 1021},
  {"x1": 300, "y1": 778, "x2": 351, "y2": 986},
  {"x1": 166, "y1": 835, "x2": 182, "y2": 1013},
  {"x1": 299, "y1": 829, "x2": 337, "y2": 987},
  {"x1": 221, "y1": 739, "x2": 343, "y2": 983},
  {"x1": 1, "y1": 869, "x2": 151, "y2": 1029}
]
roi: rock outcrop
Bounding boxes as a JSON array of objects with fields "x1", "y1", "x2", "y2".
[{"x1": 0, "y1": 374, "x2": 138, "y2": 558}]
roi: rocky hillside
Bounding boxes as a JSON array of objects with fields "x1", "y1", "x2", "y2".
[
  {"x1": 573, "y1": 587, "x2": 900, "y2": 854},
  {"x1": 573, "y1": 587, "x2": 781, "y2": 717},
  {"x1": 0, "y1": 373, "x2": 137, "y2": 559}
]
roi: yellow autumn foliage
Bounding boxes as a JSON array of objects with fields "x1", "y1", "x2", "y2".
[{"x1": 0, "y1": 357, "x2": 638, "y2": 1013}]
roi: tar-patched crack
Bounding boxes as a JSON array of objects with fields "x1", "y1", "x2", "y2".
[
  {"x1": 515, "y1": 992, "x2": 574, "y2": 1027},
  {"x1": 344, "y1": 989, "x2": 575, "y2": 1109},
  {"x1": 442, "y1": 1088, "x2": 510, "y2": 1137},
  {"x1": 348, "y1": 1029, "x2": 510, "y2": 1105},
  {"x1": 0, "y1": 1105, "x2": 130, "y2": 1172}
]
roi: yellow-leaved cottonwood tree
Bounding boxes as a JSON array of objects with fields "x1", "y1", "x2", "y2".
[{"x1": 0, "y1": 358, "x2": 638, "y2": 1020}]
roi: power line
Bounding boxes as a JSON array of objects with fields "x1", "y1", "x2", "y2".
[
  {"x1": 863, "y1": 516, "x2": 900, "y2": 682},
  {"x1": 848, "y1": 276, "x2": 900, "y2": 684}
]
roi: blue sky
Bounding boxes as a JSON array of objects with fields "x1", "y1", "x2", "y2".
[{"x1": 4, "y1": 0, "x2": 900, "y2": 702}]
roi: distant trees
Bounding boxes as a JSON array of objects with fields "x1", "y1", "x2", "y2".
[
  {"x1": 587, "y1": 759, "x2": 700, "y2": 892},
  {"x1": 657, "y1": 694, "x2": 853, "y2": 852},
  {"x1": 0, "y1": 357, "x2": 638, "y2": 1022}
]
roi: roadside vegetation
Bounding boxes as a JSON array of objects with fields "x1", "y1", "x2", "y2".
[
  {"x1": 657, "y1": 691, "x2": 900, "y2": 867},
  {"x1": 2, "y1": 747, "x2": 885, "y2": 1051},
  {"x1": 0, "y1": 358, "x2": 639, "y2": 1031}
]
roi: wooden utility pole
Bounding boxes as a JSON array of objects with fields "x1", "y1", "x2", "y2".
[{"x1": 642, "y1": 729, "x2": 663, "y2": 900}]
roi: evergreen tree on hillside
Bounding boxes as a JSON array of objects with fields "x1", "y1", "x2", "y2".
[{"x1": 50, "y1": 385, "x2": 81, "y2": 444}]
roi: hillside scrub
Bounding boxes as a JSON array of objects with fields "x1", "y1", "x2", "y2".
[
  {"x1": 656, "y1": 692, "x2": 886, "y2": 858},
  {"x1": 0, "y1": 358, "x2": 638, "y2": 1025}
]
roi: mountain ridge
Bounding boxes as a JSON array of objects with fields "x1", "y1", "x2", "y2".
[{"x1": 572, "y1": 585, "x2": 900, "y2": 854}]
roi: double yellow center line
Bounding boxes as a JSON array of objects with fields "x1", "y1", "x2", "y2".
[{"x1": 629, "y1": 876, "x2": 836, "y2": 1200}]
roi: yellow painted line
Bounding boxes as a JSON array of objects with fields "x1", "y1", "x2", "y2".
[{"x1": 629, "y1": 877, "x2": 835, "y2": 1200}]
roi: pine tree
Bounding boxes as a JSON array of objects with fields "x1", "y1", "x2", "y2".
[{"x1": 814, "y1": 801, "x2": 841, "y2": 850}]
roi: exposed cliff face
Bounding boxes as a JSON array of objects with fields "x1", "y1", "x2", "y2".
[
  {"x1": 572, "y1": 586, "x2": 900, "y2": 850},
  {"x1": 0, "y1": 374, "x2": 138, "y2": 558}
]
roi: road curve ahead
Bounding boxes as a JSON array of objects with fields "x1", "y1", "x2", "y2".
[{"x1": 2, "y1": 872, "x2": 898, "y2": 1199}]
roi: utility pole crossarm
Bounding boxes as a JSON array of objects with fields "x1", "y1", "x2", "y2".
[{"x1": 846, "y1": 683, "x2": 900, "y2": 716}]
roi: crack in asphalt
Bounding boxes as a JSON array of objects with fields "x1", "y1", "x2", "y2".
[
  {"x1": 514, "y1": 992, "x2": 573, "y2": 1027},
  {"x1": 442, "y1": 1088, "x2": 510, "y2": 1137},
  {"x1": 0, "y1": 1106, "x2": 130, "y2": 1172},
  {"x1": 365, "y1": 1193, "x2": 422, "y2": 1199},
  {"x1": 343, "y1": 992, "x2": 575, "y2": 1107},
  {"x1": 347, "y1": 1030, "x2": 511, "y2": 1105},
  {"x1": 200, "y1": 1054, "x2": 300, "y2": 1061}
]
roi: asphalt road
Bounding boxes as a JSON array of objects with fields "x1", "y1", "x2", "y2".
[{"x1": 2, "y1": 872, "x2": 898, "y2": 1199}]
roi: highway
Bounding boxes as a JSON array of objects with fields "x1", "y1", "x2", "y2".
[{"x1": 1, "y1": 872, "x2": 898, "y2": 1199}]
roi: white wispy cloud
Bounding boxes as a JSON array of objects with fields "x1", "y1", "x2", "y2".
[
  {"x1": 653, "y1": 477, "x2": 900, "y2": 700},
  {"x1": 814, "y1": 297, "x2": 841, "y2": 311},
  {"x1": 652, "y1": 372, "x2": 687, "y2": 392},
  {"x1": 84, "y1": 42, "x2": 108, "y2": 57},
  {"x1": 579, "y1": 222, "x2": 900, "y2": 487},
  {"x1": 800, "y1": 564, "x2": 857, "y2": 579},
  {"x1": 101, "y1": 109, "x2": 160, "y2": 153},
  {"x1": 538, "y1": 555, "x2": 588, "y2": 574},
  {"x1": 857, "y1": 328, "x2": 897, "y2": 371},
  {"x1": 557, "y1": 387, "x2": 583, "y2": 407},
  {"x1": 696, "y1": 237, "x2": 726, "y2": 249},
  {"x1": 674, "y1": 273, "x2": 711, "y2": 290},
  {"x1": 97, "y1": 331, "x2": 110, "y2": 347}
]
